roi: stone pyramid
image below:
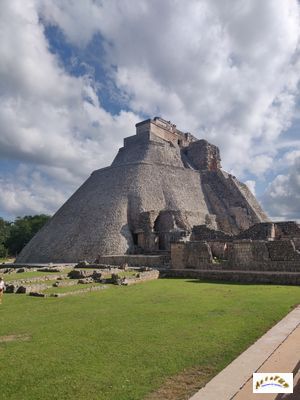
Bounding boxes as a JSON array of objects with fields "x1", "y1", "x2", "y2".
[{"x1": 17, "y1": 117, "x2": 268, "y2": 262}]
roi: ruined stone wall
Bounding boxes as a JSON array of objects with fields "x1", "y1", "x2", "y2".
[
  {"x1": 95, "y1": 255, "x2": 169, "y2": 268},
  {"x1": 267, "y1": 240, "x2": 300, "y2": 261},
  {"x1": 191, "y1": 225, "x2": 232, "y2": 241},
  {"x1": 164, "y1": 269, "x2": 300, "y2": 285},
  {"x1": 185, "y1": 140, "x2": 221, "y2": 171},
  {"x1": 209, "y1": 241, "x2": 228, "y2": 259},
  {"x1": 274, "y1": 221, "x2": 300, "y2": 239},
  {"x1": 171, "y1": 239, "x2": 300, "y2": 271},
  {"x1": 293, "y1": 238, "x2": 300, "y2": 251},
  {"x1": 170, "y1": 243, "x2": 186, "y2": 270},
  {"x1": 201, "y1": 170, "x2": 268, "y2": 234},
  {"x1": 233, "y1": 179, "x2": 269, "y2": 222},
  {"x1": 113, "y1": 135, "x2": 184, "y2": 168},
  {"x1": 227, "y1": 240, "x2": 270, "y2": 265},
  {"x1": 236, "y1": 222, "x2": 275, "y2": 240},
  {"x1": 135, "y1": 118, "x2": 196, "y2": 148},
  {"x1": 171, "y1": 241, "x2": 213, "y2": 269}
]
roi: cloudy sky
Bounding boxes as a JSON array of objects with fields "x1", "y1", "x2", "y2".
[{"x1": 0, "y1": 0, "x2": 299, "y2": 221}]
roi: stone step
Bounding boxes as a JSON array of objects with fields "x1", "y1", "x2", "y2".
[
  {"x1": 163, "y1": 269, "x2": 300, "y2": 285},
  {"x1": 176, "y1": 261, "x2": 300, "y2": 272}
]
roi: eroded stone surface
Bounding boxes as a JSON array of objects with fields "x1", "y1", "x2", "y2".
[{"x1": 16, "y1": 117, "x2": 268, "y2": 263}]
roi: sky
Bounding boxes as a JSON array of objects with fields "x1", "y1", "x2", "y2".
[{"x1": 0, "y1": 0, "x2": 299, "y2": 221}]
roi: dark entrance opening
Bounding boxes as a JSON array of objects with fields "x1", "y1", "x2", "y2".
[
  {"x1": 132, "y1": 232, "x2": 138, "y2": 245},
  {"x1": 154, "y1": 215, "x2": 166, "y2": 250}
]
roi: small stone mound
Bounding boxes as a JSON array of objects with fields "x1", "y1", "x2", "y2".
[
  {"x1": 75, "y1": 260, "x2": 90, "y2": 268},
  {"x1": 16, "y1": 267, "x2": 28, "y2": 273},
  {"x1": 68, "y1": 269, "x2": 93, "y2": 279},
  {"x1": 37, "y1": 267, "x2": 65, "y2": 273},
  {"x1": 29, "y1": 292, "x2": 46, "y2": 297},
  {"x1": 78, "y1": 277, "x2": 94, "y2": 284},
  {"x1": 5, "y1": 284, "x2": 16, "y2": 293}
]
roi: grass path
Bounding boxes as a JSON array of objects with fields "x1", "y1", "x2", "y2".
[{"x1": 0, "y1": 279, "x2": 299, "y2": 400}]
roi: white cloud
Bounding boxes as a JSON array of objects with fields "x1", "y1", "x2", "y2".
[
  {"x1": 0, "y1": 165, "x2": 68, "y2": 218},
  {"x1": 262, "y1": 157, "x2": 300, "y2": 220},
  {"x1": 38, "y1": 0, "x2": 102, "y2": 47},
  {"x1": 0, "y1": 0, "x2": 140, "y2": 218},
  {"x1": 281, "y1": 150, "x2": 300, "y2": 166},
  {"x1": 0, "y1": 0, "x2": 300, "y2": 219},
  {"x1": 41, "y1": 0, "x2": 300, "y2": 178},
  {"x1": 245, "y1": 180, "x2": 256, "y2": 196},
  {"x1": 248, "y1": 155, "x2": 274, "y2": 176}
]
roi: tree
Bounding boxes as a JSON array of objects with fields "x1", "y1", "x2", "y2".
[
  {"x1": 0, "y1": 218, "x2": 11, "y2": 258},
  {"x1": 5, "y1": 215, "x2": 51, "y2": 256}
]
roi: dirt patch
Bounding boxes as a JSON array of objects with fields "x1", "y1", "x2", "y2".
[
  {"x1": 144, "y1": 366, "x2": 215, "y2": 400},
  {"x1": 0, "y1": 334, "x2": 31, "y2": 343}
]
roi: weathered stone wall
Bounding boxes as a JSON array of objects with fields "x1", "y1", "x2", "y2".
[
  {"x1": 94, "y1": 254, "x2": 169, "y2": 268},
  {"x1": 227, "y1": 240, "x2": 270, "y2": 265},
  {"x1": 135, "y1": 118, "x2": 198, "y2": 148},
  {"x1": 171, "y1": 243, "x2": 186, "y2": 270},
  {"x1": 201, "y1": 170, "x2": 268, "y2": 234},
  {"x1": 233, "y1": 179, "x2": 269, "y2": 223},
  {"x1": 171, "y1": 239, "x2": 300, "y2": 271},
  {"x1": 227, "y1": 239, "x2": 300, "y2": 264},
  {"x1": 209, "y1": 241, "x2": 228, "y2": 259},
  {"x1": 186, "y1": 242, "x2": 213, "y2": 266},
  {"x1": 236, "y1": 222, "x2": 275, "y2": 240},
  {"x1": 267, "y1": 240, "x2": 300, "y2": 261},
  {"x1": 275, "y1": 221, "x2": 300, "y2": 239},
  {"x1": 136, "y1": 119, "x2": 179, "y2": 146},
  {"x1": 171, "y1": 241, "x2": 213, "y2": 269},
  {"x1": 185, "y1": 140, "x2": 221, "y2": 171},
  {"x1": 293, "y1": 238, "x2": 300, "y2": 251},
  {"x1": 113, "y1": 136, "x2": 184, "y2": 168},
  {"x1": 114, "y1": 269, "x2": 160, "y2": 285},
  {"x1": 236, "y1": 221, "x2": 300, "y2": 241},
  {"x1": 163, "y1": 269, "x2": 300, "y2": 285},
  {"x1": 191, "y1": 225, "x2": 232, "y2": 241}
]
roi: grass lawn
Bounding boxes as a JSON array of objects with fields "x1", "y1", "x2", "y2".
[
  {"x1": 43, "y1": 282, "x2": 104, "y2": 294},
  {"x1": 3, "y1": 269, "x2": 73, "y2": 282},
  {"x1": 3, "y1": 271, "x2": 65, "y2": 282},
  {"x1": 0, "y1": 279, "x2": 299, "y2": 400}
]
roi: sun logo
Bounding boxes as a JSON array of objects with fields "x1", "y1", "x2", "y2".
[
  {"x1": 253, "y1": 373, "x2": 293, "y2": 394},
  {"x1": 255, "y1": 375, "x2": 289, "y2": 390}
]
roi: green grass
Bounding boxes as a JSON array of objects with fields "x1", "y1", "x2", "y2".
[
  {"x1": 0, "y1": 279, "x2": 299, "y2": 400},
  {"x1": 115, "y1": 270, "x2": 139, "y2": 277},
  {"x1": 3, "y1": 271, "x2": 67, "y2": 282},
  {"x1": 43, "y1": 282, "x2": 103, "y2": 294}
]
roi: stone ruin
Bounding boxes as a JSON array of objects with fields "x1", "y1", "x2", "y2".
[
  {"x1": 169, "y1": 221, "x2": 300, "y2": 285},
  {"x1": 2, "y1": 263, "x2": 160, "y2": 298},
  {"x1": 16, "y1": 117, "x2": 268, "y2": 263},
  {"x1": 13, "y1": 117, "x2": 300, "y2": 284}
]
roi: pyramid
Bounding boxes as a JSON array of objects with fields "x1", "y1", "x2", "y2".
[{"x1": 17, "y1": 117, "x2": 269, "y2": 263}]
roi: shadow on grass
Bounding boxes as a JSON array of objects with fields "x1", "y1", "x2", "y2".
[
  {"x1": 185, "y1": 279, "x2": 276, "y2": 286},
  {"x1": 161, "y1": 276, "x2": 289, "y2": 286}
]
